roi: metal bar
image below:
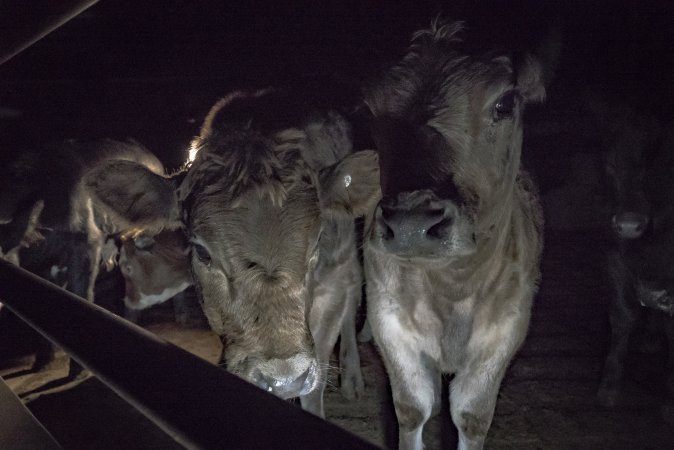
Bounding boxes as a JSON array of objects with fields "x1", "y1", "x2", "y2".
[
  {"x1": 0, "y1": 376, "x2": 61, "y2": 449},
  {"x1": 0, "y1": 259, "x2": 379, "y2": 449},
  {"x1": 0, "y1": 0, "x2": 100, "y2": 66}
]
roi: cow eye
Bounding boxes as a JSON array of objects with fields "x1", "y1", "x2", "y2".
[
  {"x1": 192, "y1": 243, "x2": 212, "y2": 265},
  {"x1": 494, "y1": 91, "x2": 517, "y2": 119},
  {"x1": 133, "y1": 235, "x2": 155, "y2": 251}
]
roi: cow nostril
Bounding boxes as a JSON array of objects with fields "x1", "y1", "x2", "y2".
[
  {"x1": 427, "y1": 217, "x2": 453, "y2": 240},
  {"x1": 382, "y1": 223, "x2": 395, "y2": 241}
]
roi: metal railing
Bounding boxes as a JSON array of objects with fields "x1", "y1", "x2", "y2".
[
  {"x1": 0, "y1": 0, "x2": 101, "y2": 66},
  {"x1": 0, "y1": 259, "x2": 379, "y2": 449}
]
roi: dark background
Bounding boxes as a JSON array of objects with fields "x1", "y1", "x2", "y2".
[
  {"x1": 1, "y1": 0, "x2": 672, "y2": 169},
  {"x1": 2, "y1": 2, "x2": 674, "y2": 448}
]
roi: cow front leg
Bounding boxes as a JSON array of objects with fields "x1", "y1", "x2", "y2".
[
  {"x1": 597, "y1": 266, "x2": 641, "y2": 407},
  {"x1": 301, "y1": 288, "x2": 348, "y2": 417},
  {"x1": 449, "y1": 364, "x2": 507, "y2": 450},
  {"x1": 372, "y1": 315, "x2": 440, "y2": 450},
  {"x1": 384, "y1": 349, "x2": 440, "y2": 450},
  {"x1": 338, "y1": 267, "x2": 365, "y2": 400}
]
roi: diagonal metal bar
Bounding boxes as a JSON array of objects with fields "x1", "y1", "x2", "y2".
[
  {"x1": 0, "y1": 259, "x2": 379, "y2": 449},
  {"x1": 0, "y1": 0, "x2": 100, "y2": 66}
]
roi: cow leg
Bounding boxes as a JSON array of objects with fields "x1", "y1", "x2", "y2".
[
  {"x1": 301, "y1": 286, "x2": 348, "y2": 417},
  {"x1": 371, "y1": 312, "x2": 440, "y2": 450},
  {"x1": 86, "y1": 238, "x2": 102, "y2": 303},
  {"x1": 598, "y1": 251, "x2": 641, "y2": 407},
  {"x1": 32, "y1": 342, "x2": 58, "y2": 371},
  {"x1": 63, "y1": 233, "x2": 95, "y2": 379},
  {"x1": 338, "y1": 263, "x2": 365, "y2": 400},
  {"x1": 172, "y1": 291, "x2": 191, "y2": 325},
  {"x1": 449, "y1": 364, "x2": 506, "y2": 450},
  {"x1": 386, "y1": 348, "x2": 439, "y2": 450}
]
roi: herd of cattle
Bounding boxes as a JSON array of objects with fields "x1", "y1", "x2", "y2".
[{"x1": 1, "y1": 19, "x2": 673, "y2": 450}]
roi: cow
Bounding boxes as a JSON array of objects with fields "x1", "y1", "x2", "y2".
[
  {"x1": 362, "y1": 20, "x2": 546, "y2": 449},
  {"x1": 594, "y1": 101, "x2": 674, "y2": 423},
  {"x1": 117, "y1": 229, "x2": 195, "y2": 325},
  {"x1": 118, "y1": 221, "x2": 366, "y2": 401},
  {"x1": 0, "y1": 138, "x2": 165, "y2": 373},
  {"x1": 84, "y1": 89, "x2": 380, "y2": 416}
]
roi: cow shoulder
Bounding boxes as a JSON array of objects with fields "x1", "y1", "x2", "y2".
[
  {"x1": 85, "y1": 160, "x2": 181, "y2": 231},
  {"x1": 318, "y1": 150, "x2": 381, "y2": 219}
]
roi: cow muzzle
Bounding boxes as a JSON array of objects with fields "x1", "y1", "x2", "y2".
[
  {"x1": 374, "y1": 191, "x2": 476, "y2": 259},
  {"x1": 248, "y1": 353, "x2": 319, "y2": 399},
  {"x1": 612, "y1": 211, "x2": 649, "y2": 239}
]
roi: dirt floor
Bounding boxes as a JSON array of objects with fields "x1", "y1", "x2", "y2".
[{"x1": 2, "y1": 230, "x2": 674, "y2": 449}]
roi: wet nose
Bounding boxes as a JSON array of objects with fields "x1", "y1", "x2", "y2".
[
  {"x1": 254, "y1": 362, "x2": 316, "y2": 399},
  {"x1": 376, "y1": 200, "x2": 456, "y2": 255},
  {"x1": 612, "y1": 212, "x2": 648, "y2": 239}
]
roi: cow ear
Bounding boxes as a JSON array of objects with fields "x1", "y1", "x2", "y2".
[
  {"x1": 517, "y1": 55, "x2": 546, "y2": 104},
  {"x1": 517, "y1": 21, "x2": 561, "y2": 104},
  {"x1": 318, "y1": 150, "x2": 381, "y2": 219},
  {"x1": 84, "y1": 160, "x2": 181, "y2": 231}
]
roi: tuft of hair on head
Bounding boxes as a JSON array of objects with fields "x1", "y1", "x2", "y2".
[{"x1": 411, "y1": 17, "x2": 465, "y2": 49}]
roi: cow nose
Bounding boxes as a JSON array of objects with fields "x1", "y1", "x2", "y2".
[
  {"x1": 612, "y1": 212, "x2": 648, "y2": 239},
  {"x1": 254, "y1": 361, "x2": 317, "y2": 399},
  {"x1": 376, "y1": 201, "x2": 455, "y2": 255}
]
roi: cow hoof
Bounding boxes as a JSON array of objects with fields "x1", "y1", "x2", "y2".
[{"x1": 341, "y1": 369, "x2": 365, "y2": 400}]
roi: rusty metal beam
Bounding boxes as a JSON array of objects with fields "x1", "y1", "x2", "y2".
[
  {"x1": 0, "y1": 0, "x2": 100, "y2": 66},
  {"x1": 0, "y1": 259, "x2": 379, "y2": 449}
]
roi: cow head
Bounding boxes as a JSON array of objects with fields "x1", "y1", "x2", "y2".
[
  {"x1": 119, "y1": 229, "x2": 192, "y2": 311},
  {"x1": 365, "y1": 21, "x2": 545, "y2": 263},
  {"x1": 85, "y1": 90, "x2": 380, "y2": 399},
  {"x1": 591, "y1": 100, "x2": 668, "y2": 240}
]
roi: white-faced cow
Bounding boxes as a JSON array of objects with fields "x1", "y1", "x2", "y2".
[
  {"x1": 0, "y1": 139, "x2": 165, "y2": 372},
  {"x1": 117, "y1": 229, "x2": 194, "y2": 325},
  {"x1": 363, "y1": 21, "x2": 545, "y2": 449},
  {"x1": 594, "y1": 101, "x2": 674, "y2": 423},
  {"x1": 85, "y1": 89, "x2": 380, "y2": 416}
]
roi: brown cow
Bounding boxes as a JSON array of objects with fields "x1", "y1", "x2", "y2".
[
  {"x1": 118, "y1": 224, "x2": 365, "y2": 401},
  {"x1": 0, "y1": 139, "x2": 165, "y2": 374},
  {"x1": 84, "y1": 89, "x2": 380, "y2": 416},
  {"x1": 117, "y1": 229, "x2": 194, "y2": 324},
  {"x1": 363, "y1": 21, "x2": 545, "y2": 449}
]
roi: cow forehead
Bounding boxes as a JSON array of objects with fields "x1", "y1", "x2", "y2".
[
  {"x1": 179, "y1": 127, "x2": 313, "y2": 209},
  {"x1": 192, "y1": 183, "x2": 320, "y2": 242},
  {"x1": 189, "y1": 182, "x2": 321, "y2": 281}
]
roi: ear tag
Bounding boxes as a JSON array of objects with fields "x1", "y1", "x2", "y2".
[{"x1": 344, "y1": 174, "x2": 352, "y2": 188}]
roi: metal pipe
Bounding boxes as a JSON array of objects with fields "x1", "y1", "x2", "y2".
[
  {"x1": 0, "y1": 0, "x2": 100, "y2": 66},
  {"x1": 0, "y1": 259, "x2": 378, "y2": 449}
]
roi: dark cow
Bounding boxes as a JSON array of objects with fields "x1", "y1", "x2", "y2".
[
  {"x1": 595, "y1": 101, "x2": 674, "y2": 422},
  {"x1": 0, "y1": 139, "x2": 165, "y2": 372},
  {"x1": 85, "y1": 89, "x2": 380, "y2": 416},
  {"x1": 363, "y1": 21, "x2": 546, "y2": 449}
]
